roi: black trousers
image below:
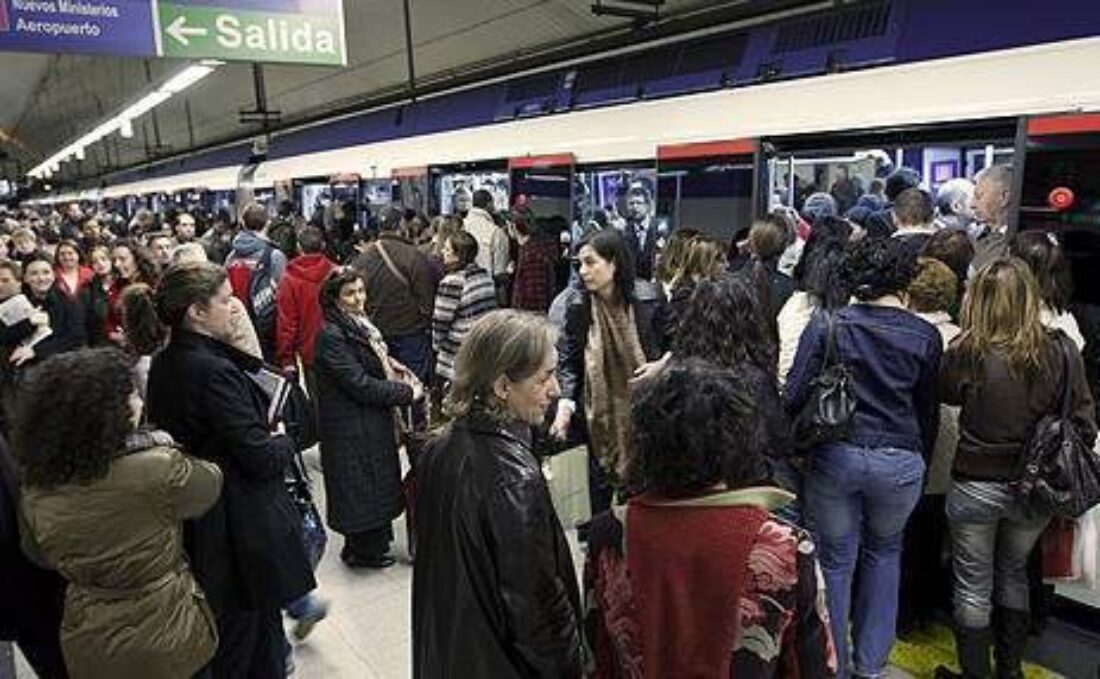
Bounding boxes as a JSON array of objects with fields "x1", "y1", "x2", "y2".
[
  {"x1": 899, "y1": 494, "x2": 951, "y2": 634},
  {"x1": 343, "y1": 524, "x2": 394, "y2": 559},
  {"x1": 204, "y1": 608, "x2": 285, "y2": 679}
]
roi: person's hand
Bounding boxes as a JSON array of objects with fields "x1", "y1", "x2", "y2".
[
  {"x1": 10, "y1": 346, "x2": 34, "y2": 366},
  {"x1": 629, "y1": 352, "x2": 672, "y2": 387},
  {"x1": 29, "y1": 311, "x2": 49, "y2": 327},
  {"x1": 549, "y1": 404, "x2": 572, "y2": 442},
  {"x1": 272, "y1": 421, "x2": 286, "y2": 436},
  {"x1": 411, "y1": 380, "x2": 424, "y2": 403}
]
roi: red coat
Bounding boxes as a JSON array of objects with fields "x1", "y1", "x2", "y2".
[
  {"x1": 53, "y1": 265, "x2": 94, "y2": 300},
  {"x1": 276, "y1": 253, "x2": 336, "y2": 369}
]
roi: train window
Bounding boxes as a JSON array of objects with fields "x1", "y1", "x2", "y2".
[
  {"x1": 766, "y1": 144, "x2": 1014, "y2": 215},
  {"x1": 657, "y1": 156, "x2": 753, "y2": 243},
  {"x1": 572, "y1": 163, "x2": 667, "y2": 251}
]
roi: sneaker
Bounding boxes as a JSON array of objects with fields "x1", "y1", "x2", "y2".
[{"x1": 292, "y1": 598, "x2": 329, "y2": 641}]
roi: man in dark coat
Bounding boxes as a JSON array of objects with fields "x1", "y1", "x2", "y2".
[{"x1": 148, "y1": 329, "x2": 314, "y2": 678}]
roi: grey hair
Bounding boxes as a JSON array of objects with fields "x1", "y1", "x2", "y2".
[
  {"x1": 975, "y1": 164, "x2": 1013, "y2": 191},
  {"x1": 444, "y1": 310, "x2": 558, "y2": 420},
  {"x1": 171, "y1": 242, "x2": 208, "y2": 265},
  {"x1": 935, "y1": 178, "x2": 975, "y2": 216}
]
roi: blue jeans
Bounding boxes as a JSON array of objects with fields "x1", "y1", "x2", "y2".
[
  {"x1": 386, "y1": 331, "x2": 433, "y2": 384},
  {"x1": 946, "y1": 481, "x2": 1050, "y2": 629},
  {"x1": 804, "y1": 443, "x2": 924, "y2": 678}
]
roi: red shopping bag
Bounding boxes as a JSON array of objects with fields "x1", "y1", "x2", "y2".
[{"x1": 1042, "y1": 517, "x2": 1078, "y2": 580}]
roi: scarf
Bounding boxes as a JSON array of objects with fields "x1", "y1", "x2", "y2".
[
  {"x1": 584, "y1": 295, "x2": 646, "y2": 487},
  {"x1": 336, "y1": 310, "x2": 410, "y2": 445}
]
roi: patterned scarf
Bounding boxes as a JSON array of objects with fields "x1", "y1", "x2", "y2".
[{"x1": 585, "y1": 295, "x2": 646, "y2": 487}]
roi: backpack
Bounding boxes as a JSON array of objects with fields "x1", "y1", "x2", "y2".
[
  {"x1": 1014, "y1": 335, "x2": 1100, "y2": 518},
  {"x1": 226, "y1": 244, "x2": 278, "y2": 354}
]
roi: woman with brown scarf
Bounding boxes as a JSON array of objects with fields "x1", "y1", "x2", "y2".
[
  {"x1": 551, "y1": 228, "x2": 673, "y2": 516},
  {"x1": 314, "y1": 268, "x2": 424, "y2": 568}
]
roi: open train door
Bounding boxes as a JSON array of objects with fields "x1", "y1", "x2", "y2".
[
  {"x1": 509, "y1": 153, "x2": 574, "y2": 224},
  {"x1": 1019, "y1": 112, "x2": 1100, "y2": 609},
  {"x1": 656, "y1": 139, "x2": 758, "y2": 244}
]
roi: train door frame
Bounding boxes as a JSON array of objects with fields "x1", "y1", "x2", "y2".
[
  {"x1": 509, "y1": 153, "x2": 575, "y2": 227},
  {"x1": 392, "y1": 166, "x2": 429, "y2": 218},
  {"x1": 656, "y1": 139, "x2": 758, "y2": 244}
]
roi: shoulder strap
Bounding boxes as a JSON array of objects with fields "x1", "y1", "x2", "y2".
[
  {"x1": 823, "y1": 310, "x2": 839, "y2": 367},
  {"x1": 374, "y1": 241, "x2": 411, "y2": 290},
  {"x1": 1056, "y1": 333, "x2": 1076, "y2": 419}
]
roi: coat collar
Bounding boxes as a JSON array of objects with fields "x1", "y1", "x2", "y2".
[{"x1": 457, "y1": 412, "x2": 533, "y2": 449}]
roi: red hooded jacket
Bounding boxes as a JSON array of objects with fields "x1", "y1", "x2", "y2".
[{"x1": 275, "y1": 253, "x2": 336, "y2": 369}]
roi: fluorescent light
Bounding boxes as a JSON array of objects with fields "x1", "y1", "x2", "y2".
[
  {"x1": 160, "y1": 64, "x2": 214, "y2": 94},
  {"x1": 27, "y1": 61, "x2": 221, "y2": 178},
  {"x1": 119, "y1": 90, "x2": 173, "y2": 120}
]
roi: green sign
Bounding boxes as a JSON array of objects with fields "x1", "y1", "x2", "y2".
[{"x1": 157, "y1": 2, "x2": 346, "y2": 66}]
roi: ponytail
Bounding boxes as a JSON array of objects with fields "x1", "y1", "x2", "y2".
[{"x1": 120, "y1": 283, "x2": 167, "y2": 356}]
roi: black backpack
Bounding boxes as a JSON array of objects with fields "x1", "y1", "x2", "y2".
[
  {"x1": 1014, "y1": 335, "x2": 1100, "y2": 518},
  {"x1": 792, "y1": 311, "x2": 857, "y2": 452}
]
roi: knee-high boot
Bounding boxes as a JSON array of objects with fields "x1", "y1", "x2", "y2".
[
  {"x1": 993, "y1": 607, "x2": 1030, "y2": 679},
  {"x1": 934, "y1": 624, "x2": 992, "y2": 679}
]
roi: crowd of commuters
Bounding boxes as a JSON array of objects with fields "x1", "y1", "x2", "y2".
[{"x1": 0, "y1": 158, "x2": 1098, "y2": 679}]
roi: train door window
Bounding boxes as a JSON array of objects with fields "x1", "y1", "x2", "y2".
[
  {"x1": 296, "y1": 178, "x2": 332, "y2": 223},
  {"x1": 330, "y1": 175, "x2": 362, "y2": 227},
  {"x1": 573, "y1": 161, "x2": 665, "y2": 251},
  {"x1": 393, "y1": 170, "x2": 429, "y2": 217},
  {"x1": 510, "y1": 155, "x2": 573, "y2": 241},
  {"x1": 657, "y1": 144, "x2": 754, "y2": 244},
  {"x1": 363, "y1": 179, "x2": 396, "y2": 227},
  {"x1": 1019, "y1": 123, "x2": 1100, "y2": 306},
  {"x1": 430, "y1": 161, "x2": 510, "y2": 217}
]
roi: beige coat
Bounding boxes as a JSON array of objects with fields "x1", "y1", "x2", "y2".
[{"x1": 21, "y1": 434, "x2": 222, "y2": 679}]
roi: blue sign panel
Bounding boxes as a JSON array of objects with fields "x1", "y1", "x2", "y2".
[{"x1": 0, "y1": 0, "x2": 157, "y2": 57}]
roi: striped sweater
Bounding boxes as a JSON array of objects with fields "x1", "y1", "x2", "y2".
[{"x1": 432, "y1": 265, "x2": 498, "y2": 380}]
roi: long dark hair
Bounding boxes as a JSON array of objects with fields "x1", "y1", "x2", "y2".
[
  {"x1": 579, "y1": 228, "x2": 635, "y2": 306},
  {"x1": 112, "y1": 239, "x2": 160, "y2": 286},
  {"x1": 675, "y1": 274, "x2": 778, "y2": 376},
  {"x1": 792, "y1": 216, "x2": 851, "y2": 309},
  {"x1": 1010, "y1": 231, "x2": 1073, "y2": 313},
  {"x1": 121, "y1": 262, "x2": 226, "y2": 346}
]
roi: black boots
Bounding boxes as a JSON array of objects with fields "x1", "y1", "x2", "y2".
[
  {"x1": 993, "y1": 607, "x2": 1030, "y2": 679},
  {"x1": 934, "y1": 624, "x2": 992, "y2": 679}
]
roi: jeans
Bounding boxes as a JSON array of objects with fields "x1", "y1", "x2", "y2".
[
  {"x1": 946, "y1": 480, "x2": 1051, "y2": 629},
  {"x1": 804, "y1": 443, "x2": 924, "y2": 678},
  {"x1": 285, "y1": 591, "x2": 323, "y2": 620},
  {"x1": 385, "y1": 331, "x2": 433, "y2": 385}
]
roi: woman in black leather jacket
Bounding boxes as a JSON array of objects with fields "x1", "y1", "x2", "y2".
[
  {"x1": 549, "y1": 228, "x2": 673, "y2": 514},
  {"x1": 413, "y1": 310, "x2": 582, "y2": 678}
]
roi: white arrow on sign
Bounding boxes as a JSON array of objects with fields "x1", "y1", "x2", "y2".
[{"x1": 166, "y1": 15, "x2": 208, "y2": 46}]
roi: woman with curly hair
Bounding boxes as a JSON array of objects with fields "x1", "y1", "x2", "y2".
[
  {"x1": 15, "y1": 347, "x2": 222, "y2": 679},
  {"x1": 142, "y1": 262, "x2": 314, "y2": 677},
  {"x1": 785, "y1": 236, "x2": 942, "y2": 678},
  {"x1": 674, "y1": 274, "x2": 793, "y2": 491},
  {"x1": 584, "y1": 358, "x2": 836, "y2": 678}
]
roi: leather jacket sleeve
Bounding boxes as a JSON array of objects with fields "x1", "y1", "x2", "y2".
[
  {"x1": 488, "y1": 476, "x2": 583, "y2": 678},
  {"x1": 557, "y1": 300, "x2": 586, "y2": 405}
]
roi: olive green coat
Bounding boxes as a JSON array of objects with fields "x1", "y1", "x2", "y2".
[{"x1": 21, "y1": 434, "x2": 222, "y2": 679}]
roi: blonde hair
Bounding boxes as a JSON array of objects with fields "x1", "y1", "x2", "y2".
[
  {"x1": 956, "y1": 257, "x2": 1049, "y2": 381},
  {"x1": 674, "y1": 236, "x2": 725, "y2": 286},
  {"x1": 445, "y1": 310, "x2": 557, "y2": 420}
]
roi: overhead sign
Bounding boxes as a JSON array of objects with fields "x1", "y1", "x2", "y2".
[{"x1": 0, "y1": 0, "x2": 346, "y2": 65}]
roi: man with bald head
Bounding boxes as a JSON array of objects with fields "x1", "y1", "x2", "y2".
[{"x1": 969, "y1": 165, "x2": 1013, "y2": 276}]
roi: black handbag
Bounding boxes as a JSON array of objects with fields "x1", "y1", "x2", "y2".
[
  {"x1": 286, "y1": 450, "x2": 328, "y2": 570},
  {"x1": 792, "y1": 311, "x2": 856, "y2": 451},
  {"x1": 1014, "y1": 336, "x2": 1100, "y2": 518}
]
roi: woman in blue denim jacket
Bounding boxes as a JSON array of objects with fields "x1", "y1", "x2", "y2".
[{"x1": 786, "y1": 237, "x2": 942, "y2": 678}]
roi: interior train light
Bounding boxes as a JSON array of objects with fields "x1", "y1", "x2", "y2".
[{"x1": 1048, "y1": 186, "x2": 1075, "y2": 211}]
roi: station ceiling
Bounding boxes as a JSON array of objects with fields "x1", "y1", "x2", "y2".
[{"x1": 0, "y1": 0, "x2": 809, "y2": 185}]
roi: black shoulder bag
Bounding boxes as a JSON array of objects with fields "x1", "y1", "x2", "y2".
[
  {"x1": 792, "y1": 311, "x2": 856, "y2": 452},
  {"x1": 1014, "y1": 336, "x2": 1100, "y2": 518}
]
